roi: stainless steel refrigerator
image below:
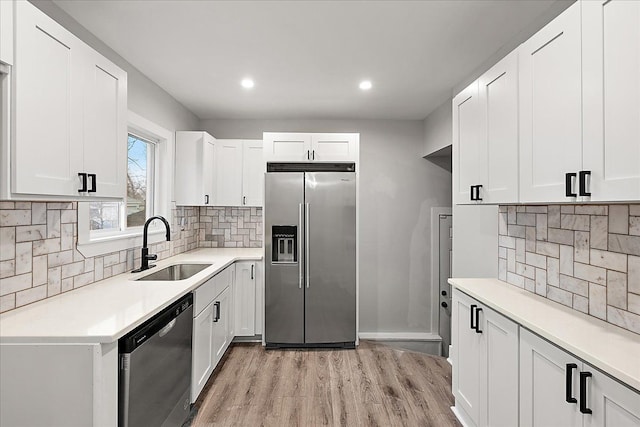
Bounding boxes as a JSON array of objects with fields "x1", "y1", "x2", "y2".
[{"x1": 265, "y1": 163, "x2": 356, "y2": 348}]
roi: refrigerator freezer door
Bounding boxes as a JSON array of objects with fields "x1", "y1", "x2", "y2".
[
  {"x1": 305, "y1": 172, "x2": 356, "y2": 343},
  {"x1": 265, "y1": 172, "x2": 305, "y2": 344}
]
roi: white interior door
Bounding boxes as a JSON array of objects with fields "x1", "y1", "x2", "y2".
[
  {"x1": 583, "y1": 0, "x2": 640, "y2": 202},
  {"x1": 241, "y1": 140, "x2": 264, "y2": 206},
  {"x1": 13, "y1": 1, "x2": 84, "y2": 196},
  {"x1": 453, "y1": 81, "x2": 482, "y2": 204},
  {"x1": 478, "y1": 49, "x2": 519, "y2": 204},
  {"x1": 519, "y1": 2, "x2": 582, "y2": 203},
  {"x1": 215, "y1": 140, "x2": 243, "y2": 206}
]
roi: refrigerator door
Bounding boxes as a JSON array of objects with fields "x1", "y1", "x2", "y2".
[
  {"x1": 265, "y1": 172, "x2": 305, "y2": 344},
  {"x1": 304, "y1": 172, "x2": 356, "y2": 344}
]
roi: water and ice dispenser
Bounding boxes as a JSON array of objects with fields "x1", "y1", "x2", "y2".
[{"x1": 271, "y1": 225, "x2": 297, "y2": 263}]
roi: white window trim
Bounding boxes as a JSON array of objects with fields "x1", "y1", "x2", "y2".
[{"x1": 77, "y1": 111, "x2": 175, "y2": 258}]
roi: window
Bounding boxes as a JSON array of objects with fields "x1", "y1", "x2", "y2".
[
  {"x1": 77, "y1": 111, "x2": 173, "y2": 257},
  {"x1": 89, "y1": 134, "x2": 156, "y2": 233}
]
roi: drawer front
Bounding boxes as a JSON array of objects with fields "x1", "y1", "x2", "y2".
[
  {"x1": 193, "y1": 276, "x2": 216, "y2": 316},
  {"x1": 213, "y1": 265, "x2": 233, "y2": 297}
]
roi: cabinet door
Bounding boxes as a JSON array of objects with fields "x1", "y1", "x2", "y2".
[
  {"x1": 203, "y1": 134, "x2": 216, "y2": 205},
  {"x1": 234, "y1": 262, "x2": 256, "y2": 337},
  {"x1": 310, "y1": 133, "x2": 357, "y2": 161},
  {"x1": 263, "y1": 132, "x2": 311, "y2": 162},
  {"x1": 215, "y1": 140, "x2": 243, "y2": 206},
  {"x1": 452, "y1": 289, "x2": 482, "y2": 426},
  {"x1": 479, "y1": 304, "x2": 519, "y2": 427},
  {"x1": 175, "y1": 132, "x2": 214, "y2": 206},
  {"x1": 82, "y1": 49, "x2": 127, "y2": 198},
  {"x1": 585, "y1": 362, "x2": 640, "y2": 427},
  {"x1": 212, "y1": 286, "x2": 231, "y2": 366},
  {"x1": 519, "y1": 2, "x2": 582, "y2": 203},
  {"x1": 0, "y1": 0, "x2": 14, "y2": 65},
  {"x1": 583, "y1": 0, "x2": 640, "y2": 202},
  {"x1": 241, "y1": 140, "x2": 264, "y2": 206},
  {"x1": 453, "y1": 81, "x2": 482, "y2": 205},
  {"x1": 13, "y1": 1, "x2": 84, "y2": 196},
  {"x1": 520, "y1": 329, "x2": 582, "y2": 427},
  {"x1": 191, "y1": 302, "x2": 214, "y2": 402},
  {"x1": 478, "y1": 50, "x2": 519, "y2": 204}
]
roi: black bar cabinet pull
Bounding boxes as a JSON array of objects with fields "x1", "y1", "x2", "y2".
[
  {"x1": 78, "y1": 173, "x2": 87, "y2": 192},
  {"x1": 312, "y1": 150, "x2": 315, "y2": 160},
  {"x1": 566, "y1": 363, "x2": 578, "y2": 403},
  {"x1": 243, "y1": 196, "x2": 247, "y2": 205},
  {"x1": 213, "y1": 301, "x2": 220, "y2": 322},
  {"x1": 88, "y1": 174, "x2": 97, "y2": 193},
  {"x1": 579, "y1": 170, "x2": 591, "y2": 197},
  {"x1": 579, "y1": 371, "x2": 593, "y2": 414},
  {"x1": 474, "y1": 307, "x2": 483, "y2": 333},
  {"x1": 205, "y1": 195, "x2": 209, "y2": 205},
  {"x1": 307, "y1": 150, "x2": 310, "y2": 160},
  {"x1": 565, "y1": 172, "x2": 577, "y2": 197},
  {"x1": 251, "y1": 264, "x2": 254, "y2": 280},
  {"x1": 476, "y1": 185, "x2": 483, "y2": 201},
  {"x1": 470, "y1": 186, "x2": 476, "y2": 201},
  {"x1": 470, "y1": 304, "x2": 477, "y2": 330}
]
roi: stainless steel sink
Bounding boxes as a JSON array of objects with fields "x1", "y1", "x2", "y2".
[{"x1": 135, "y1": 263, "x2": 211, "y2": 281}]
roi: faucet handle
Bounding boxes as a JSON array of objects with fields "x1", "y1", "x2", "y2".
[{"x1": 145, "y1": 253, "x2": 158, "y2": 261}]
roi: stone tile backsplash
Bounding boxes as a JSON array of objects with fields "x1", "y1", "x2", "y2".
[
  {"x1": 498, "y1": 204, "x2": 640, "y2": 335},
  {"x1": 0, "y1": 202, "x2": 200, "y2": 313},
  {"x1": 199, "y1": 207, "x2": 263, "y2": 248}
]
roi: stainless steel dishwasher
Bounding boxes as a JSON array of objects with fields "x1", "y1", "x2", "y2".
[{"x1": 119, "y1": 293, "x2": 193, "y2": 427}]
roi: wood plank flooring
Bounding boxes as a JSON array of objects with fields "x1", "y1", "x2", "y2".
[{"x1": 191, "y1": 341, "x2": 461, "y2": 427}]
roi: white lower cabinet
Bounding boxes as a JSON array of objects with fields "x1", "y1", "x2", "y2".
[
  {"x1": 452, "y1": 289, "x2": 519, "y2": 427},
  {"x1": 212, "y1": 285, "x2": 231, "y2": 365},
  {"x1": 521, "y1": 329, "x2": 640, "y2": 427},
  {"x1": 191, "y1": 302, "x2": 215, "y2": 402},
  {"x1": 234, "y1": 261, "x2": 256, "y2": 337}
]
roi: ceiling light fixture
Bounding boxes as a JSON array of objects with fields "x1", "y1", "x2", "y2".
[
  {"x1": 241, "y1": 78, "x2": 254, "y2": 89},
  {"x1": 359, "y1": 80, "x2": 372, "y2": 90}
]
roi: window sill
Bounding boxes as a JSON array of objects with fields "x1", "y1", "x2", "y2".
[{"x1": 77, "y1": 228, "x2": 167, "y2": 258}]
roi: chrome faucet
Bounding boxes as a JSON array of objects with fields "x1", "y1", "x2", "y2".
[{"x1": 132, "y1": 216, "x2": 171, "y2": 273}]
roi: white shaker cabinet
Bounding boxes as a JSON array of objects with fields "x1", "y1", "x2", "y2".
[
  {"x1": 0, "y1": 0, "x2": 14, "y2": 65},
  {"x1": 520, "y1": 328, "x2": 640, "y2": 427},
  {"x1": 175, "y1": 131, "x2": 216, "y2": 206},
  {"x1": 310, "y1": 133, "x2": 358, "y2": 161},
  {"x1": 263, "y1": 132, "x2": 311, "y2": 162},
  {"x1": 211, "y1": 285, "x2": 232, "y2": 366},
  {"x1": 582, "y1": 0, "x2": 640, "y2": 202},
  {"x1": 519, "y1": 1, "x2": 582, "y2": 203},
  {"x1": 11, "y1": 1, "x2": 127, "y2": 199},
  {"x1": 452, "y1": 289, "x2": 519, "y2": 427},
  {"x1": 241, "y1": 140, "x2": 264, "y2": 206},
  {"x1": 263, "y1": 132, "x2": 358, "y2": 162},
  {"x1": 215, "y1": 140, "x2": 243, "y2": 206},
  {"x1": 234, "y1": 261, "x2": 256, "y2": 337},
  {"x1": 477, "y1": 49, "x2": 519, "y2": 204},
  {"x1": 453, "y1": 81, "x2": 482, "y2": 204},
  {"x1": 191, "y1": 301, "x2": 214, "y2": 402}
]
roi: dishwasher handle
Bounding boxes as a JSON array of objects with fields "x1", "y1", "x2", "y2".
[{"x1": 158, "y1": 319, "x2": 177, "y2": 337}]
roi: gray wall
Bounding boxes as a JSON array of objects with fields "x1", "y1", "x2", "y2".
[
  {"x1": 201, "y1": 118, "x2": 452, "y2": 335},
  {"x1": 423, "y1": 99, "x2": 452, "y2": 157},
  {"x1": 31, "y1": 1, "x2": 200, "y2": 132}
]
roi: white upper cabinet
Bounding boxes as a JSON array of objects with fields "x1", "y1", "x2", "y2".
[
  {"x1": 263, "y1": 132, "x2": 311, "y2": 162},
  {"x1": 241, "y1": 140, "x2": 264, "y2": 207},
  {"x1": 582, "y1": 0, "x2": 640, "y2": 202},
  {"x1": 215, "y1": 140, "x2": 243, "y2": 206},
  {"x1": 478, "y1": 49, "x2": 519, "y2": 204},
  {"x1": 519, "y1": 1, "x2": 582, "y2": 203},
  {"x1": 175, "y1": 131, "x2": 216, "y2": 206},
  {"x1": 310, "y1": 133, "x2": 358, "y2": 161},
  {"x1": 0, "y1": 0, "x2": 14, "y2": 65},
  {"x1": 453, "y1": 81, "x2": 482, "y2": 204},
  {"x1": 10, "y1": 1, "x2": 127, "y2": 200},
  {"x1": 263, "y1": 132, "x2": 358, "y2": 162}
]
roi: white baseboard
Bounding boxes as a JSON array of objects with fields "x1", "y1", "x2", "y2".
[
  {"x1": 451, "y1": 405, "x2": 473, "y2": 427},
  {"x1": 358, "y1": 332, "x2": 442, "y2": 341}
]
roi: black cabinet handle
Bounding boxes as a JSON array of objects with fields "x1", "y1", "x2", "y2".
[
  {"x1": 251, "y1": 264, "x2": 254, "y2": 279},
  {"x1": 474, "y1": 307, "x2": 483, "y2": 333},
  {"x1": 579, "y1": 170, "x2": 591, "y2": 197},
  {"x1": 566, "y1": 363, "x2": 578, "y2": 403},
  {"x1": 565, "y1": 172, "x2": 577, "y2": 197},
  {"x1": 476, "y1": 185, "x2": 483, "y2": 201},
  {"x1": 470, "y1": 186, "x2": 476, "y2": 201},
  {"x1": 213, "y1": 301, "x2": 220, "y2": 322},
  {"x1": 205, "y1": 195, "x2": 209, "y2": 205},
  {"x1": 312, "y1": 150, "x2": 315, "y2": 160},
  {"x1": 579, "y1": 371, "x2": 593, "y2": 414},
  {"x1": 243, "y1": 196, "x2": 247, "y2": 205},
  {"x1": 78, "y1": 173, "x2": 87, "y2": 192},
  {"x1": 88, "y1": 174, "x2": 97, "y2": 193},
  {"x1": 307, "y1": 150, "x2": 310, "y2": 160},
  {"x1": 470, "y1": 304, "x2": 477, "y2": 330}
]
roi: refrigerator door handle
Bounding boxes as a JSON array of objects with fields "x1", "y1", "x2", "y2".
[
  {"x1": 299, "y1": 203, "x2": 304, "y2": 289},
  {"x1": 305, "y1": 202, "x2": 310, "y2": 288}
]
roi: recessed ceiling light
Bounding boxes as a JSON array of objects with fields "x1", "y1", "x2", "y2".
[
  {"x1": 359, "y1": 80, "x2": 372, "y2": 90},
  {"x1": 241, "y1": 78, "x2": 254, "y2": 89}
]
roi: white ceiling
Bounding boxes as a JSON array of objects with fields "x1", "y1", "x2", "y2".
[{"x1": 54, "y1": 0, "x2": 563, "y2": 121}]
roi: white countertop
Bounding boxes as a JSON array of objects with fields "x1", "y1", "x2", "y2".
[
  {"x1": 449, "y1": 278, "x2": 640, "y2": 392},
  {"x1": 0, "y1": 248, "x2": 263, "y2": 344}
]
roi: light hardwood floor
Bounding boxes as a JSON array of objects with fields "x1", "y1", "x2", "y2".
[{"x1": 191, "y1": 341, "x2": 461, "y2": 426}]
